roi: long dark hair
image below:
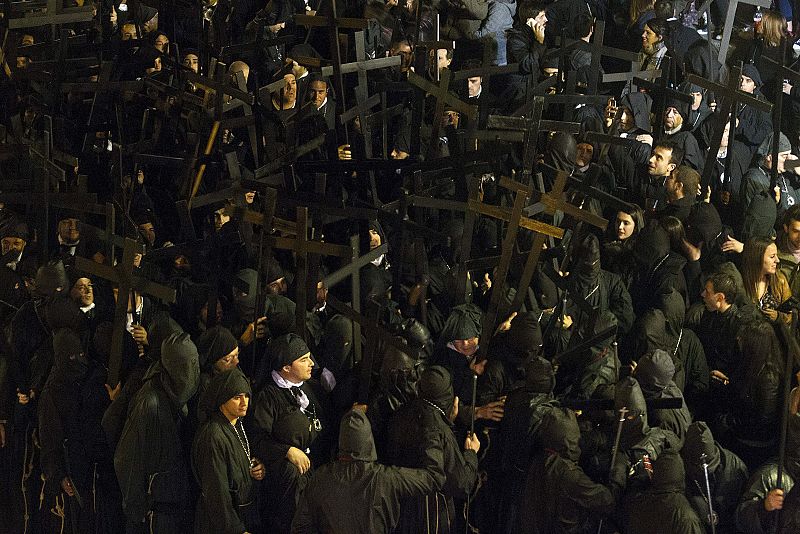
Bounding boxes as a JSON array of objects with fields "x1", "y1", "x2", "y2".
[{"x1": 741, "y1": 236, "x2": 778, "y2": 303}]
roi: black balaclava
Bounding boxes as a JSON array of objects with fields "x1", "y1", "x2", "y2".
[
  {"x1": 681, "y1": 421, "x2": 721, "y2": 482},
  {"x1": 52, "y1": 327, "x2": 89, "y2": 383},
  {"x1": 321, "y1": 314, "x2": 353, "y2": 375},
  {"x1": 543, "y1": 132, "x2": 578, "y2": 174},
  {"x1": 233, "y1": 268, "x2": 257, "y2": 322},
  {"x1": 501, "y1": 311, "x2": 543, "y2": 368},
  {"x1": 615, "y1": 377, "x2": 651, "y2": 451},
  {"x1": 34, "y1": 260, "x2": 69, "y2": 299},
  {"x1": 196, "y1": 325, "x2": 238, "y2": 371},
  {"x1": 568, "y1": 233, "x2": 602, "y2": 294},
  {"x1": 635, "y1": 349, "x2": 676, "y2": 398},
  {"x1": 160, "y1": 332, "x2": 201, "y2": 410},
  {"x1": 417, "y1": 365, "x2": 455, "y2": 417},
  {"x1": 379, "y1": 343, "x2": 419, "y2": 405},
  {"x1": 537, "y1": 407, "x2": 582, "y2": 462}
]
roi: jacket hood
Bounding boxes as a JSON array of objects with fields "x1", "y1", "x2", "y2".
[
  {"x1": 635, "y1": 349, "x2": 676, "y2": 398},
  {"x1": 338, "y1": 409, "x2": 378, "y2": 462},
  {"x1": 657, "y1": 289, "x2": 685, "y2": 340},
  {"x1": 619, "y1": 92, "x2": 653, "y2": 132},
  {"x1": 543, "y1": 132, "x2": 577, "y2": 174},
  {"x1": 160, "y1": 332, "x2": 200, "y2": 408},
  {"x1": 681, "y1": 421, "x2": 721, "y2": 482},
  {"x1": 684, "y1": 203, "x2": 722, "y2": 247},
  {"x1": 321, "y1": 314, "x2": 353, "y2": 374},
  {"x1": 632, "y1": 309, "x2": 670, "y2": 358},
  {"x1": 418, "y1": 365, "x2": 455, "y2": 417},
  {"x1": 633, "y1": 223, "x2": 670, "y2": 270},
  {"x1": 649, "y1": 451, "x2": 687, "y2": 493},
  {"x1": 538, "y1": 407, "x2": 581, "y2": 462},
  {"x1": 440, "y1": 303, "x2": 482, "y2": 342},
  {"x1": 615, "y1": 377, "x2": 651, "y2": 449}
]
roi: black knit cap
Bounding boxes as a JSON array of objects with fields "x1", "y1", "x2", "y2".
[
  {"x1": 269, "y1": 332, "x2": 311, "y2": 371},
  {"x1": 200, "y1": 367, "x2": 252, "y2": 416},
  {"x1": 196, "y1": 325, "x2": 238, "y2": 370},
  {"x1": 417, "y1": 365, "x2": 455, "y2": 416}
]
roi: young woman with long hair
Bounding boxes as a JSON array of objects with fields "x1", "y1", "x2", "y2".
[{"x1": 740, "y1": 236, "x2": 792, "y2": 323}]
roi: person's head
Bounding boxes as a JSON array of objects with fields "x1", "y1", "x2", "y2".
[
  {"x1": 740, "y1": 63, "x2": 763, "y2": 94},
  {"x1": 665, "y1": 165, "x2": 700, "y2": 202},
  {"x1": 648, "y1": 142, "x2": 682, "y2": 176},
  {"x1": 271, "y1": 333, "x2": 314, "y2": 382},
  {"x1": 759, "y1": 132, "x2": 792, "y2": 172},
  {"x1": 57, "y1": 217, "x2": 80, "y2": 243},
  {"x1": 121, "y1": 23, "x2": 138, "y2": 40},
  {"x1": 759, "y1": 9, "x2": 788, "y2": 47},
  {"x1": 274, "y1": 73, "x2": 297, "y2": 106},
  {"x1": 659, "y1": 215, "x2": 686, "y2": 252},
  {"x1": 152, "y1": 31, "x2": 169, "y2": 53},
  {"x1": 782, "y1": 204, "x2": 800, "y2": 251},
  {"x1": 203, "y1": 368, "x2": 252, "y2": 422},
  {"x1": 1, "y1": 223, "x2": 27, "y2": 257},
  {"x1": 20, "y1": 34, "x2": 35, "y2": 47},
  {"x1": 308, "y1": 76, "x2": 329, "y2": 108},
  {"x1": 689, "y1": 87, "x2": 703, "y2": 111},
  {"x1": 70, "y1": 277, "x2": 94, "y2": 307},
  {"x1": 576, "y1": 141, "x2": 594, "y2": 168},
  {"x1": 229, "y1": 61, "x2": 250, "y2": 85},
  {"x1": 653, "y1": 0, "x2": 674, "y2": 18},
  {"x1": 213, "y1": 206, "x2": 230, "y2": 231},
  {"x1": 619, "y1": 105, "x2": 635, "y2": 131},
  {"x1": 418, "y1": 365, "x2": 457, "y2": 420},
  {"x1": 720, "y1": 116, "x2": 738, "y2": 148},
  {"x1": 642, "y1": 18, "x2": 668, "y2": 56},
  {"x1": 431, "y1": 48, "x2": 453, "y2": 73},
  {"x1": 629, "y1": 0, "x2": 655, "y2": 25},
  {"x1": 741, "y1": 236, "x2": 780, "y2": 301},
  {"x1": 460, "y1": 59, "x2": 483, "y2": 97},
  {"x1": 615, "y1": 205, "x2": 645, "y2": 240},
  {"x1": 519, "y1": 1, "x2": 547, "y2": 28},
  {"x1": 182, "y1": 51, "x2": 199, "y2": 73},
  {"x1": 572, "y1": 12, "x2": 594, "y2": 39},
  {"x1": 664, "y1": 106, "x2": 683, "y2": 130},
  {"x1": 390, "y1": 39, "x2": 413, "y2": 72},
  {"x1": 701, "y1": 272, "x2": 736, "y2": 312}
]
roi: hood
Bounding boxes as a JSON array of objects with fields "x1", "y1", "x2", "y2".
[
  {"x1": 199, "y1": 367, "x2": 251, "y2": 418},
  {"x1": 615, "y1": 377, "x2": 651, "y2": 449},
  {"x1": 538, "y1": 407, "x2": 581, "y2": 462},
  {"x1": 360, "y1": 264, "x2": 388, "y2": 304},
  {"x1": 321, "y1": 314, "x2": 353, "y2": 374},
  {"x1": 633, "y1": 222, "x2": 670, "y2": 271},
  {"x1": 568, "y1": 233, "x2": 602, "y2": 293},
  {"x1": 440, "y1": 303, "x2": 482, "y2": 342},
  {"x1": 51, "y1": 328, "x2": 88, "y2": 383},
  {"x1": 501, "y1": 311, "x2": 542, "y2": 367},
  {"x1": 649, "y1": 451, "x2": 687, "y2": 493},
  {"x1": 196, "y1": 325, "x2": 238, "y2": 371},
  {"x1": 146, "y1": 312, "x2": 184, "y2": 363},
  {"x1": 657, "y1": 289, "x2": 685, "y2": 340},
  {"x1": 681, "y1": 421, "x2": 721, "y2": 482},
  {"x1": 233, "y1": 268, "x2": 257, "y2": 321},
  {"x1": 524, "y1": 355, "x2": 555, "y2": 394},
  {"x1": 159, "y1": 332, "x2": 200, "y2": 408},
  {"x1": 35, "y1": 260, "x2": 69, "y2": 299},
  {"x1": 635, "y1": 349, "x2": 676, "y2": 398},
  {"x1": 264, "y1": 294, "x2": 296, "y2": 338},
  {"x1": 418, "y1": 365, "x2": 455, "y2": 417},
  {"x1": 543, "y1": 132, "x2": 577, "y2": 174},
  {"x1": 684, "y1": 203, "x2": 722, "y2": 247},
  {"x1": 632, "y1": 309, "x2": 670, "y2": 358},
  {"x1": 619, "y1": 92, "x2": 653, "y2": 132},
  {"x1": 46, "y1": 295, "x2": 88, "y2": 337},
  {"x1": 379, "y1": 343, "x2": 419, "y2": 402},
  {"x1": 339, "y1": 409, "x2": 378, "y2": 462}
]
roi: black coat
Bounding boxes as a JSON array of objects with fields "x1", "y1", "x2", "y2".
[{"x1": 506, "y1": 23, "x2": 547, "y2": 110}]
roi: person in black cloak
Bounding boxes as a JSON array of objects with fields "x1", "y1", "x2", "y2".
[
  {"x1": 734, "y1": 63, "x2": 774, "y2": 156},
  {"x1": 496, "y1": 355, "x2": 560, "y2": 534},
  {"x1": 633, "y1": 349, "x2": 692, "y2": 448},
  {"x1": 193, "y1": 325, "x2": 240, "y2": 425},
  {"x1": 38, "y1": 327, "x2": 123, "y2": 534},
  {"x1": 682, "y1": 421, "x2": 749, "y2": 534},
  {"x1": 248, "y1": 333, "x2": 331, "y2": 534},
  {"x1": 387, "y1": 365, "x2": 481, "y2": 534},
  {"x1": 113, "y1": 332, "x2": 200, "y2": 534},
  {"x1": 540, "y1": 132, "x2": 577, "y2": 192},
  {"x1": 515, "y1": 407, "x2": 617, "y2": 534},
  {"x1": 629, "y1": 221, "x2": 688, "y2": 314},
  {"x1": 192, "y1": 368, "x2": 264, "y2": 534},
  {"x1": 482, "y1": 310, "x2": 544, "y2": 401},
  {"x1": 316, "y1": 314, "x2": 356, "y2": 415},
  {"x1": 622, "y1": 450, "x2": 706, "y2": 534},
  {"x1": 293, "y1": 408, "x2": 450, "y2": 534},
  {"x1": 433, "y1": 303, "x2": 505, "y2": 426},
  {"x1": 608, "y1": 91, "x2": 655, "y2": 168},
  {"x1": 659, "y1": 97, "x2": 704, "y2": 172}
]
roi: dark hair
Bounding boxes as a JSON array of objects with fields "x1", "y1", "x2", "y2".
[
  {"x1": 654, "y1": 0, "x2": 674, "y2": 18},
  {"x1": 741, "y1": 236, "x2": 779, "y2": 303},
  {"x1": 572, "y1": 12, "x2": 594, "y2": 39},
  {"x1": 734, "y1": 320, "x2": 783, "y2": 399},
  {"x1": 705, "y1": 271, "x2": 737, "y2": 304},
  {"x1": 518, "y1": 1, "x2": 547, "y2": 24},
  {"x1": 659, "y1": 215, "x2": 686, "y2": 252},
  {"x1": 654, "y1": 141, "x2": 684, "y2": 166},
  {"x1": 617, "y1": 205, "x2": 645, "y2": 238},
  {"x1": 784, "y1": 204, "x2": 800, "y2": 227},
  {"x1": 646, "y1": 17, "x2": 671, "y2": 39},
  {"x1": 673, "y1": 165, "x2": 700, "y2": 198}
]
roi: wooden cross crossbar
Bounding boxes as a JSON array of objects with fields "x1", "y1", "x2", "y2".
[
  {"x1": 7, "y1": 0, "x2": 94, "y2": 30},
  {"x1": 634, "y1": 56, "x2": 693, "y2": 134},
  {"x1": 320, "y1": 55, "x2": 401, "y2": 77},
  {"x1": 407, "y1": 70, "x2": 478, "y2": 120},
  {"x1": 717, "y1": 0, "x2": 771, "y2": 63},
  {"x1": 601, "y1": 69, "x2": 662, "y2": 84},
  {"x1": 75, "y1": 238, "x2": 176, "y2": 386}
]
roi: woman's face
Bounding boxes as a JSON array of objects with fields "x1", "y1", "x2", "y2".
[
  {"x1": 762, "y1": 243, "x2": 780, "y2": 276},
  {"x1": 616, "y1": 212, "x2": 636, "y2": 240}
]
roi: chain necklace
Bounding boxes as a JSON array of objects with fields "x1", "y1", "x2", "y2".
[
  {"x1": 231, "y1": 419, "x2": 251, "y2": 462},
  {"x1": 422, "y1": 398, "x2": 448, "y2": 420}
]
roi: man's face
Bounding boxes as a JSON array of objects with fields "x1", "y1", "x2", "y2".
[
  {"x1": 284, "y1": 352, "x2": 314, "y2": 382},
  {"x1": 467, "y1": 76, "x2": 482, "y2": 98},
  {"x1": 664, "y1": 107, "x2": 683, "y2": 130},
  {"x1": 442, "y1": 110, "x2": 459, "y2": 129},
  {"x1": 664, "y1": 169, "x2": 681, "y2": 201},
  {"x1": 436, "y1": 49, "x2": 451, "y2": 71},
  {"x1": 369, "y1": 228, "x2": 381, "y2": 249},
  {"x1": 214, "y1": 208, "x2": 230, "y2": 231},
  {"x1": 281, "y1": 74, "x2": 297, "y2": 103},
  {"x1": 453, "y1": 337, "x2": 479, "y2": 357},
  {"x1": 576, "y1": 142, "x2": 594, "y2": 167},
  {"x1": 183, "y1": 53, "x2": 199, "y2": 73},
  {"x1": 619, "y1": 107, "x2": 634, "y2": 131},
  {"x1": 690, "y1": 91, "x2": 702, "y2": 111},
  {"x1": 121, "y1": 23, "x2": 137, "y2": 40},
  {"x1": 391, "y1": 42, "x2": 413, "y2": 72},
  {"x1": 154, "y1": 34, "x2": 169, "y2": 53},
  {"x1": 785, "y1": 220, "x2": 800, "y2": 250},
  {"x1": 390, "y1": 147, "x2": 409, "y2": 159},
  {"x1": 533, "y1": 10, "x2": 547, "y2": 26},
  {"x1": 648, "y1": 146, "x2": 675, "y2": 176},
  {"x1": 765, "y1": 150, "x2": 792, "y2": 173},
  {"x1": 740, "y1": 75, "x2": 756, "y2": 94},
  {"x1": 1, "y1": 236, "x2": 25, "y2": 256},
  {"x1": 267, "y1": 277, "x2": 287, "y2": 295},
  {"x1": 21, "y1": 34, "x2": 34, "y2": 47},
  {"x1": 220, "y1": 393, "x2": 249, "y2": 420},
  {"x1": 701, "y1": 281, "x2": 723, "y2": 311},
  {"x1": 641, "y1": 26, "x2": 661, "y2": 55},
  {"x1": 214, "y1": 346, "x2": 240, "y2": 372},
  {"x1": 146, "y1": 57, "x2": 162, "y2": 74},
  {"x1": 70, "y1": 277, "x2": 94, "y2": 307},
  {"x1": 58, "y1": 218, "x2": 80, "y2": 242},
  {"x1": 309, "y1": 80, "x2": 327, "y2": 108},
  {"x1": 138, "y1": 223, "x2": 155, "y2": 246}
]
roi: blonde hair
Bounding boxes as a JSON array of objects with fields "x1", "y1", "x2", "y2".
[
  {"x1": 629, "y1": 0, "x2": 654, "y2": 28},
  {"x1": 760, "y1": 9, "x2": 788, "y2": 48}
]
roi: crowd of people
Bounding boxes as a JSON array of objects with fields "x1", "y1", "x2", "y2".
[{"x1": 6, "y1": 0, "x2": 800, "y2": 532}]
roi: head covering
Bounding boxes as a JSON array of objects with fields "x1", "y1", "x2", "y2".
[
  {"x1": 418, "y1": 365, "x2": 455, "y2": 416},
  {"x1": 264, "y1": 294, "x2": 296, "y2": 337},
  {"x1": 1, "y1": 221, "x2": 29, "y2": 242},
  {"x1": 145, "y1": 312, "x2": 184, "y2": 362},
  {"x1": 159, "y1": 332, "x2": 200, "y2": 408},
  {"x1": 269, "y1": 332, "x2": 310, "y2": 371},
  {"x1": 338, "y1": 409, "x2": 378, "y2": 462},
  {"x1": 682, "y1": 421, "x2": 721, "y2": 481},
  {"x1": 35, "y1": 260, "x2": 68, "y2": 298},
  {"x1": 321, "y1": 314, "x2": 353, "y2": 374},
  {"x1": 537, "y1": 407, "x2": 581, "y2": 462},
  {"x1": 196, "y1": 326, "x2": 238, "y2": 370},
  {"x1": 524, "y1": 355, "x2": 555, "y2": 393},
  {"x1": 615, "y1": 377, "x2": 651, "y2": 450},
  {"x1": 649, "y1": 450, "x2": 686, "y2": 493},
  {"x1": 619, "y1": 92, "x2": 653, "y2": 132},
  {"x1": 742, "y1": 63, "x2": 763, "y2": 87},
  {"x1": 664, "y1": 95, "x2": 690, "y2": 123},
  {"x1": 684, "y1": 203, "x2": 722, "y2": 247},
  {"x1": 52, "y1": 328, "x2": 84, "y2": 364},
  {"x1": 501, "y1": 311, "x2": 543, "y2": 366},
  {"x1": 757, "y1": 131, "x2": 792, "y2": 156},
  {"x1": 440, "y1": 304, "x2": 482, "y2": 342},
  {"x1": 543, "y1": 132, "x2": 578, "y2": 174},
  {"x1": 46, "y1": 295, "x2": 87, "y2": 334},
  {"x1": 635, "y1": 349, "x2": 676, "y2": 397},
  {"x1": 633, "y1": 222, "x2": 670, "y2": 270},
  {"x1": 569, "y1": 233, "x2": 602, "y2": 292},
  {"x1": 200, "y1": 367, "x2": 251, "y2": 417},
  {"x1": 232, "y1": 268, "x2": 257, "y2": 321}
]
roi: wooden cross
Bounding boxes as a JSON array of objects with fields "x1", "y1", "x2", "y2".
[
  {"x1": 632, "y1": 56, "x2": 693, "y2": 135},
  {"x1": 716, "y1": 0, "x2": 771, "y2": 63},
  {"x1": 6, "y1": 0, "x2": 94, "y2": 37},
  {"x1": 687, "y1": 64, "x2": 773, "y2": 189},
  {"x1": 74, "y1": 238, "x2": 176, "y2": 386}
]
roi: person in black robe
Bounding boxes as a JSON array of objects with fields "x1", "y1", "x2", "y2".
[
  {"x1": 293, "y1": 408, "x2": 455, "y2": 533},
  {"x1": 114, "y1": 332, "x2": 200, "y2": 534},
  {"x1": 387, "y1": 365, "x2": 479, "y2": 534},
  {"x1": 192, "y1": 368, "x2": 264, "y2": 534},
  {"x1": 659, "y1": 96, "x2": 704, "y2": 172},
  {"x1": 192, "y1": 325, "x2": 241, "y2": 425},
  {"x1": 248, "y1": 333, "x2": 331, "y2": 533}
]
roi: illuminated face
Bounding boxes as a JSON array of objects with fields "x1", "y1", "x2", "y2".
[
  {"x1": 762, "y1": 243, "x2": 780, "y2": 276},
  {"x1": 70, "y1": 277, "x2": 94, "y2": 307},
  {"x1": 765, "y1": 150, "x2": 792, "y2": 173},
  {"x1": 739, "y1": 75, "x2": 756, "y2": 94},
  {"x1": 391, "y1": 42, "x2": 413, "y2": 72},
  {"x1": 701, "y1": 280, "x2": 724, "y2": 312},
  {"x1": 369, "y1": 228, "x2": 382, "y2": 249},
  {"x1": 664, "y1": 107, "x2": 683, "y2": 130},
  {"x1": 281, "y1": 74, "x2": 297, "y2": 103},
  {"x1": 467, "y1": 76, "x2": 482, "y2": 97},
  {"x1": 220, "y1": 393, "x2": 250, "y2": 420},
  {"x1": 154, "y1": 34, "x2": 169, "y2": 53},
  {"x1": 214, "y1": 208, "x2": 230, "y2": 231},
  {"x1": 576, "y1": 142, "x2": 593, "y2": 167},
  {"x1": 436, "y1": 49, "x2": 451, "y2": 71},
  {"x1": 784, "y1": 219, "x2": 800, "y2": 251},
  {"x1": 690, "y1": 91, "x2": 702, "y2": 111},
  {"x1": 616, "y1": 211, "x2": 635, "y2": 240},
  {"x1": 452, "y1": 337, "x2": 479, "y2": 357},
  {"x1": 138, "y1": 223, "x2": 156, "y2": 246},
  {"x1": 390, "y1": 148, "x2": 409, "y2": 159},
  {"x1": 58, "y1": 218, "x2": 80, "y2": 242},
  {"x1": 309, "y1": 80, "x2": 327, "y2": 108},
  {"x1": 619, "y1": 107, "x2": 635, "y2": 131},
  {"x1": 648, "y1": 146, "x2": 675, "y2": 176},
  {"x1": 283, "y1": 352, "x2": 314, "y2": 382},
  {"x1": 641, "y1": 25, "x2": 661, "y2": 55},
  {"x1": 121, "y1": 24, "x2": 137, "y2": 40},
  {"x1": 183, "y1": 53, "x2": 199, "y2": 73},
  {"x1": 1, "y1": 236, "x2": 25, "y2": 256}
]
